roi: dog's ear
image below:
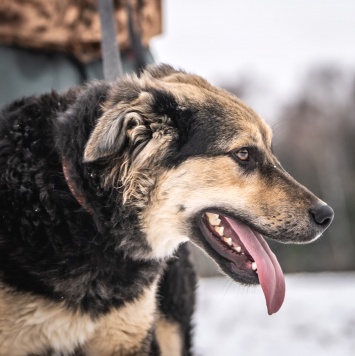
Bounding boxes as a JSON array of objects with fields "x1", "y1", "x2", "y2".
[
  {"x1": 83, "y1": 87, "x2": 183, "y2": 163},
  {"x1": 83, "y1": 108, "x2": 147, "y2": 162},
  {"x1": 83, "y1": 96, "x2": 178, "y2": 204}
]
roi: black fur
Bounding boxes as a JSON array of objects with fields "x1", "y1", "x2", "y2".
[
  {"x1": 0, "y1": 80, "x2": 196, "y2": 355},
  {"x1": 0, "y1": 87, "x2": 159, "y2": 314},
  {"x1": 157, "y1": 243, "x2": 197, "y2": 356},
  {"x1": 106, "y1": 85, "x2": 236, "y2": 167}
]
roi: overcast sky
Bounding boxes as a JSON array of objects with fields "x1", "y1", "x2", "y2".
[{"x1": 151, "y1": 0, "x2": 355, "y2": 119}]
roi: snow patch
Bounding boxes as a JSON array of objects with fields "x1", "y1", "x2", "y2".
[{"x1": 194, "y1": 272, "x2": 355, "y2": 356}]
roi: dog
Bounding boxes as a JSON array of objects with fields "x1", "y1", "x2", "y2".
[{"x1": 0, "y1": 64, "x2": 333, "y2": 356}]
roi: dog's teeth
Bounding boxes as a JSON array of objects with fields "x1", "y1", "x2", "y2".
[
  {"x1": 206, "y1": 212, "x2": 219, "y2": 220},
  {"x1": 215, "y1": 226, "x2": 224, "y2": 236},
  {"x1": 213, "y1": 219, "x2": 221, "y2": 226},
  {"x1": 206, "y1": 213, "x2": 221, "y2": 226},
  {"x1": 223, "y1": 237, "x2": 232, "y2": 246},
  {"x1": 234, "y1": 245, "x2": 242, "y2": 253},
  {"x1": 252, "y1": 262, "x2": 257, "y2": 271}
]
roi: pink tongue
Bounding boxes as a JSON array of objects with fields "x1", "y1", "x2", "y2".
[{"x1": 225, "y1": 218, "x2": 286, "y2": 315}]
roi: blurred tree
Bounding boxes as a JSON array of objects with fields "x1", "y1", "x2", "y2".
[
  {"x1": 221, "y1": 74, "x2": 253, "y2": 99},
  {"x1": 273, "y1": 66, "x2": 355, "y2": 272}
]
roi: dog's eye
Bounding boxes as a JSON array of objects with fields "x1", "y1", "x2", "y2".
[{"x1": 234, "y1": 148, "x2": 250, "y2": 162}]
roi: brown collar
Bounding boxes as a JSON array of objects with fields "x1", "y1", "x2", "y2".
[{"x1": 62, "y1": 161, "x2": 94, "y2": 214}]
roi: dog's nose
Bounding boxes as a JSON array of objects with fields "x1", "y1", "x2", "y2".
[{"x1": 309, "y1": 204, "x2": 334, "y2": 228}]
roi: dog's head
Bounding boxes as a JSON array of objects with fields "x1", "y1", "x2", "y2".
[{"x1": 83, "y1": 64, "x2": 334, "y2": 314}]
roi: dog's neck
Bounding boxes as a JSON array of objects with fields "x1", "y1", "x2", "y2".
[{"x1": 62, "y1": 161, "x2": 94, "y2": 214}]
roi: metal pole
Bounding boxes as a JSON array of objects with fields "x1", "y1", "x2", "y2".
[{"x1": 97, "y1": 0, "x2": 123, "y2": 82}]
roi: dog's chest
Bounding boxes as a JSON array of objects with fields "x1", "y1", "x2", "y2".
[
  {"x1": 0, "y1": 283, "x2": 157, "y2": 356},
  {"x1": 0, "y1": 289, "x2": 95, "y2": 356}
]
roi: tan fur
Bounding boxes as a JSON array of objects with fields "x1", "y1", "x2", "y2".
[
  {"x1": 0, "y1": 282, "x2": 158, "y2": 356},
  {"x1": 0, "y1": 284, "x2": 95, "y2": 356},
  {"x1": 155, "y1": 317, "x2": 183, "y2": 356},
  {"x1": 117, "y1": 122, "x2": 177, "y2": 207},
  {"x1": 84, "y1": 281, "x2": 158, "y2": 356},
  {"x1": 143, "y1": 150, "x2": 319, "y2": 259},
  {"x1": 143, "y1": 156, "x2": 245, "y2": 259}
]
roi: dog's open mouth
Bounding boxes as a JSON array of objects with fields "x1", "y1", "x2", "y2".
[{"x1": 199, "y1": 212, "x2": 286, "y2": 315}]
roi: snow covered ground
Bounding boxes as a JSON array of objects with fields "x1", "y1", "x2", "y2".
[{"x1": 194, "y1": 273, "x2": 355, "y2": 356}]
